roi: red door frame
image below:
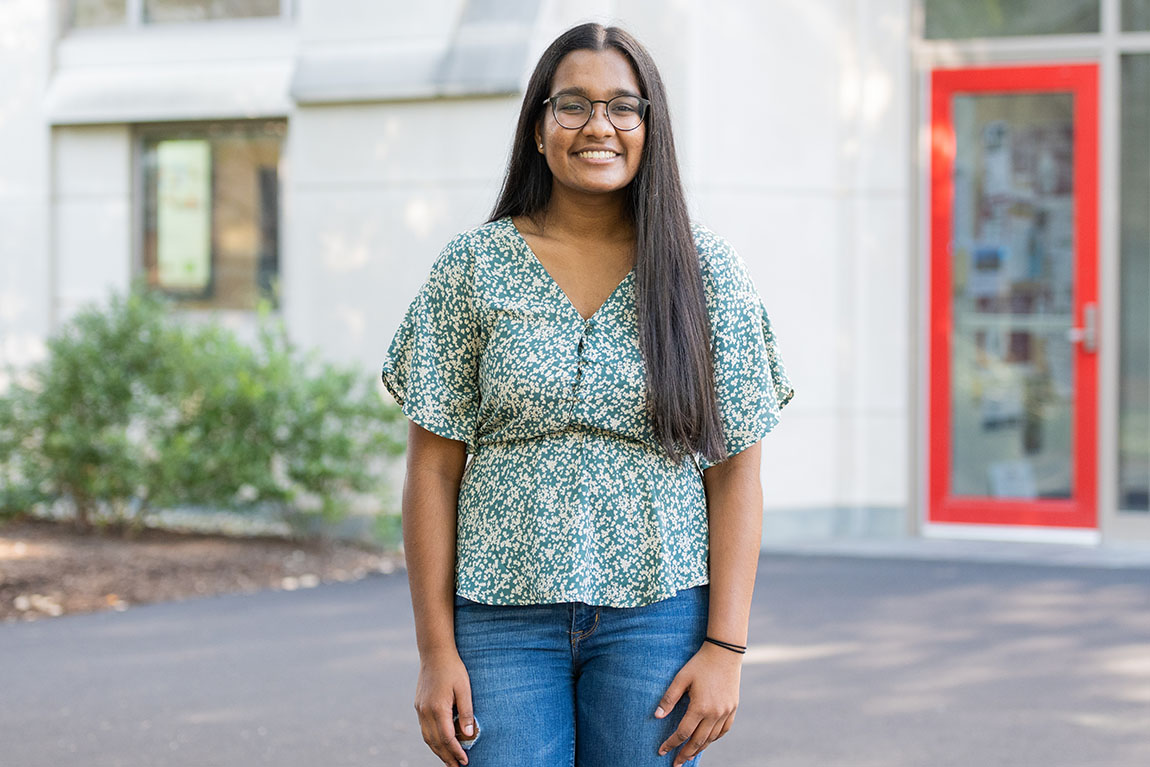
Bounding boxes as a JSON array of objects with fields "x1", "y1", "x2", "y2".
[{"x1": 929, "y1": 64, "x2": 1099, "y2": 529}]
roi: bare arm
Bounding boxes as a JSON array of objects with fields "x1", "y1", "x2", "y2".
[
  {"x1": 656, "y1": 441, "x2": 763, "y2": 767},
  {"x1": 701, "y1": 440, "x2": 763, "y2": 647},
  {"x1": 403, "y1": 420, "x2": 474, "y2": 767},
  {"x1": 403, "y1": 420, "x2": 468, "y2": 656}
]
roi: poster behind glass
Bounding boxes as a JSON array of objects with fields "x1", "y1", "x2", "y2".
[
  {"x1": 949, "y1": 93, "x2": 1077, "y2": 499},
  {"x1": 155, "y1": 139, "x2": 213, "y2": 294}
]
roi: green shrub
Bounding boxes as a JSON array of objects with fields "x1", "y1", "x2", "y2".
[
  {"x1": 0, "y1": 286, "x2": 406, "y2": 538},
  {"x1": 0, "y1": 389, "x2": 47, "y2": 520}
]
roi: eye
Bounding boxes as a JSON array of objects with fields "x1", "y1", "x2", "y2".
[{"x1": 554, "y1": 97, "x2": 589, "y2": 113}]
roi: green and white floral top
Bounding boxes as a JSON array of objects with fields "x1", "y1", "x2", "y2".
[{"x1": 381, "y1": 216, "x2": 794, "y2": 607}]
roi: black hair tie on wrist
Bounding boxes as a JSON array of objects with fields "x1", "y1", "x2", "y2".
[{"x1": 704, "y1": 636, "x2": 747, "y2": 654}]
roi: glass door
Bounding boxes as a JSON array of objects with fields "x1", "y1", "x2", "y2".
[{"x1": 929, "y1": 65, "x2": 1098, "y2": 530}]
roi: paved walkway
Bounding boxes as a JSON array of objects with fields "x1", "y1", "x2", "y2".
[
  {"x1": 763, "y1": 535, "x2": 1150, "y2": 569},
  {"x1": 2, "y1": 545, "x2": 1149, "y2": 766}
]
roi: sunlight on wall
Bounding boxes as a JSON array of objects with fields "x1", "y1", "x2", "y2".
[
  {"x1": 404, "y1": 195, "x2": 444, "y2": 240},
  {"x1": 321, "y1": 225, "x2": 374, "y2": 272},
  {"x1": 371, "y1": 116, "x2": 403, "y2": 165}
]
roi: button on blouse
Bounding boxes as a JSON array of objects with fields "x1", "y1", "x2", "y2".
[{"x1": 381, "y1": 216, "x2": 794, "y2": 607}]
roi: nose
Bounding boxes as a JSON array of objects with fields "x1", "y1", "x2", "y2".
[{"x1": 581, "y1": 102, "x2": 615, "y2": 136}]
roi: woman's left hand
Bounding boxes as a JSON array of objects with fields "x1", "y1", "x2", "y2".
[{"x1": 654, "y1": 641, "x2": 744, "y2": 765}]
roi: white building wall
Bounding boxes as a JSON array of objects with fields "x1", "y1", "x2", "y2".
[
  {"x1": 286, "y1": 0, "x2": 528, "y2": 361},
  {"x1": 566, "y1": 0, "x2": 914, "y2": 538},
  {"x1": 688, "y1": 0, "x2": 849, "y2": 532},
  {"x1": 53, "y1": 126, "x2": 133, "y2": 322},
  {"x1": 0, "y1": 0, "x2": 54, "y2": 380},
  {"x1": 285, "y1": 97, "x2": 520, "y2": 362}
]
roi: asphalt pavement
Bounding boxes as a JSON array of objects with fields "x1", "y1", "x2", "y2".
[{"x1": 2, "y1": 545, "x2": 1149, "y2": 767}]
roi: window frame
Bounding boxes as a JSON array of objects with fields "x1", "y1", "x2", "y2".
[
  {"x1": 63, "y1": 0, "x2": 292, "y2": 32},
  {"x1": 920, "y1": 0, "x2": 1103, "y2": 40},
  {"x1": 132, "y1": 119, "x2": 287, "y2": 314}
]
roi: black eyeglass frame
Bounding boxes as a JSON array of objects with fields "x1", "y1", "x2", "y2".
[{"x1": 540, "y1": 94, "x2": 651, "y2": 131}]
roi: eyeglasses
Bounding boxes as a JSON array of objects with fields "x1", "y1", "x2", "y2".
[{"x1": 541, "y1": 93, "x2": 650, "y2": 131}]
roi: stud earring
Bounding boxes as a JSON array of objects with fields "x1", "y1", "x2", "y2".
[{"x1": 538, "y1": 143, "x2": 544, "y2": 151}]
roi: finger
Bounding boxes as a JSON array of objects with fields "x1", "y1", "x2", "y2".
[
  {"x1": 654, "y1": 673, "x2": 689, "y2": 719},
  {"x1": 417, "y1": 710, "x2": 458, "y2": 767},
  {"x1": 434, "y1": 707, "x2": 468, "y2": 766},
  {"x1": 673, "y1": 718, "x2": 721, "y2": 767},
  {"x1": 705, "y1": 715, "x2": 728, "y2": 744},
  {"x1": 676, "y1": 712, "x2": 731, "y2": 763},
  {"x1": 658, "y1": 707, "x2": 703, "y2": 757},
  {"x1": 416, "y1": 707, "x2": 439, "y2": 752},
  {"x1": 454, "y1": 678, "x2": 477, "y2": 742}
]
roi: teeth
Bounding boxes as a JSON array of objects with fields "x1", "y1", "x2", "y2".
[{"x1": 578, "y1": 150, "x2": 617, "y2": 159}]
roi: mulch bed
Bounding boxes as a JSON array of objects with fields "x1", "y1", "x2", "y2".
[{"x1": 0, "y1": 517, "x2": 404, "y2": 623}]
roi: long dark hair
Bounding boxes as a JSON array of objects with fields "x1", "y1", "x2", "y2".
[{"x1": 488, "y1": 23, "x2": 726, "y2": 466}]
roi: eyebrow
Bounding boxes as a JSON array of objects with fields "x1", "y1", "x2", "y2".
[{"x1": 550, "y1": 86, "x2": 641, "y2": 99}]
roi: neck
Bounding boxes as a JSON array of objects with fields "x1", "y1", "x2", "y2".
[{"x1": 536, "y1": 184, "x2": 632, "y2": 241}]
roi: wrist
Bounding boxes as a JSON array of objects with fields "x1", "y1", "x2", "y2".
[
  {"x1": 699, "y1": 640, "x2": 746, "y2": 663},
  {"x1": 703, "y1": 635, "x2": 748, "y2": 655},
  {"x1": 418, "y1": 643, "x2": 460, "y2": 663},
  {"x1": 704, "y1": 627, "x2": 748, "y2": 648}
]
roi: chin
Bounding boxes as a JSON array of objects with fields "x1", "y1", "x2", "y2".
[{"x1": 570, "y1": 177, "x2": 634, "y2": 195}]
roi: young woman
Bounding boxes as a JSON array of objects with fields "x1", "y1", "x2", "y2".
[{"x1": 381, "y1": 22, "x2": 794, "y2": 767}]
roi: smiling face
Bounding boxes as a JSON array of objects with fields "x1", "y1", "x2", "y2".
[{"x1": 535, "y1": 48, "x2": 647, "y2": 200}]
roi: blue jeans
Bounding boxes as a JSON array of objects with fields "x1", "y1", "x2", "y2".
[{"x1": 452, "y1": 584, "x2": 709, "y2": 767}]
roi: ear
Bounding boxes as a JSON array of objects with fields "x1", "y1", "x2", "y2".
[{"x1": 534, "y1": 120, "x2": 544, "y2": 153}]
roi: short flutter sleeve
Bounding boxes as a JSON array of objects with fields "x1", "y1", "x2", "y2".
[
  {"x1": 695, "y1": 229, "x2": 795, "y2": 470},
  {"x1": 380, "y1": 234, "x2": 484, "y2": 453}
]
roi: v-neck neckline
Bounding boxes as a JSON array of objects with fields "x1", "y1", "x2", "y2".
[{"x1": 505, "y1": 216, "x2": 635, "y2": 323}]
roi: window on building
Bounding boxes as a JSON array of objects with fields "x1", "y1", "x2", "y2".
[
  {"x1": 139, "y1": 121, "x2": 284, "y2": 311},
  {"x1": 923, "y1": 0, "x2": 1100, "y2": 38},
  {"x1": 64, "y1": 0, "x2": 285, "y2": 29},
  {"x1": 1119, "y1": 55, "x2": 1150, "y2": 513},
  {"x1": 144, "y1": 0, "x2": 281, "y2": 23},
  {"x1": 67, "y1": 0, "x2": 127, "y2": 27},
  {"x1": 1124, "y1": 0, "x2": 1150, "y2": 30}
]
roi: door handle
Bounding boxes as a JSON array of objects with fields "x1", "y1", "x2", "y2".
[{"x1": 1067, "y1": 302, "x2": 1097, "y2": 352}]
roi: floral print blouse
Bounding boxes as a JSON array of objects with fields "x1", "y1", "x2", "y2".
[{"x1": 380, "y1": 216, "x2": 794, "y2": 607}]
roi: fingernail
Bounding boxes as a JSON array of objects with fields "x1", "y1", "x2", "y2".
[
  {"x1": 655, "y1": 706, "x2": 665, "y2": 718},
  {"x1": 463, "y1": 722, "x2": 474, "y2": 736}
]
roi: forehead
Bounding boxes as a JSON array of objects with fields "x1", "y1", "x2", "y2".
[{"x1": 550, "y1": 48, "x2": 641, "y2": 98}]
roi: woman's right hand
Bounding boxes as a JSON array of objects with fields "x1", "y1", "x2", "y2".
[{"x1": 414, "y1": 648, "x2": 475, "y2": 767}]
